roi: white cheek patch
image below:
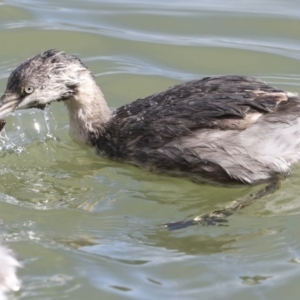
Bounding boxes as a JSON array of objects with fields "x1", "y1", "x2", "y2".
[
  {"x1": 16, "y1": 90, "x2": 50, "y2": 109},
  {"x1": 16, "y1": 96, "x2": 35, "y2": 109}
]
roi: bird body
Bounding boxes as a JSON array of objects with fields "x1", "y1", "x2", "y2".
[
  {"x1": 0, "y1": 50, "x2": 300, "y2": 185},
  {"x1": 95, "y1": 76, "x2": 300, "y2": 184}
]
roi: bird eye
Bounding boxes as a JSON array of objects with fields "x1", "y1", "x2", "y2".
[{"x1": 24, "y1": 85, "x2": 34, "y2": 94}]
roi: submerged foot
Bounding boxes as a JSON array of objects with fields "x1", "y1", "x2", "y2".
[
  {"x1": 163, "y1": 177, "x2": 283, "y2": 230},
  {"x1": 163, "y1": 210, "x2": 230, "y2": 230}
]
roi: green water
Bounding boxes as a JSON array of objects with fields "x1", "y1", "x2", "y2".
[{"x1": 1, "y1": 0, "x2": 300, "y2": 299}]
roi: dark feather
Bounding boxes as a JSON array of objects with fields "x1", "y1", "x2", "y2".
[{"x1": 92, "y1": 76, "x2": 296, "y2": 184}]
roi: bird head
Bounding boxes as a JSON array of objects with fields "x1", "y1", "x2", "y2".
[{"x1": 0, "y1": 49, "x2": 88, "y2": 117}]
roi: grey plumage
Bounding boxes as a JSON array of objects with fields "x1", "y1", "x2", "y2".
[
  {"x1": 1, "y1": 50, "x2": 300, "y2": 185},
  {"x1": 94, "y1": 76, "x2": 299, "y2": 184}
]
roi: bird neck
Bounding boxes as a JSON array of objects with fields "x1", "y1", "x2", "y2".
[{"x1": 64, "y1": 73, "x2": 112, "y2": 145}]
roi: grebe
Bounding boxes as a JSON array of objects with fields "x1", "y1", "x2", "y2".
[
  {"x1": 0, "y1": 244, "x2": 20, "y2": 299},
  {"x1": 0, "y1": 50, "x2": 298, "y2": 226}
]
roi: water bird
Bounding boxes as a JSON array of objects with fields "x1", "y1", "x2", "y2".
[{"x1": 0, "y1": 49, "x2": 298, "y2": 227}]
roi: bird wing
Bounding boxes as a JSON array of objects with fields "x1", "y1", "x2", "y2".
[{"x1": 113, "y1": 75, "x2": 290, "y2": 149}]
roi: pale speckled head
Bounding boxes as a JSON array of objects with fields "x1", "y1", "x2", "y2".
[{"x1": 0, "y1": 49, "x2": 89, "y2": 117}]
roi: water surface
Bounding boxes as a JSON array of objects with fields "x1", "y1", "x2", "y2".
[{"x1": 1, "y1": 0, "x2": 300, "y2": 299}]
